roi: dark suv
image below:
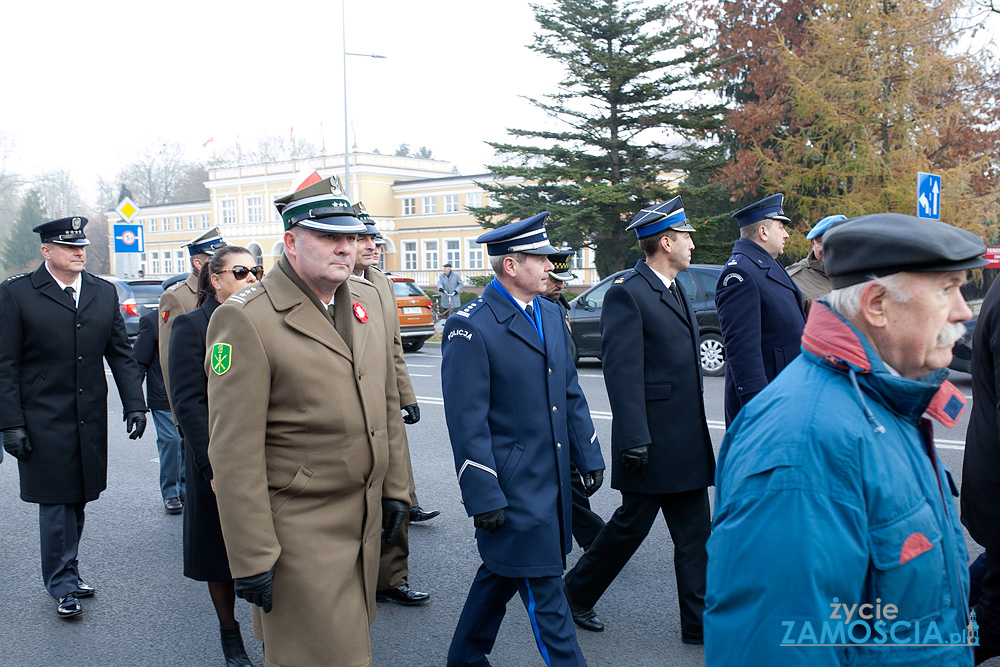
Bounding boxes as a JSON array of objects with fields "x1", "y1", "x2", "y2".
[
  {"x1": 567, "y1": 264, "x2": 725, "y2": 376},
  {"x1": 103, "y1": 277, "x2": 164, "y2": 340}
]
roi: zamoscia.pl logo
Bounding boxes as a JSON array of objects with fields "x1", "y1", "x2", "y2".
[{"x1": 780, "y1": 599, "x2": 979, "y2": 647}]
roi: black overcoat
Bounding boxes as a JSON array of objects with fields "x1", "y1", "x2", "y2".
[
  {"x1": 168, "y1": 298, "x2": 231, "y2": 581},
  {"x1": 0, "y1": 265, "x2": 146, "y2": 503},
  {"x1": 133, "y1": 310, "x2": 169, "y2": 410},
  {"x1": 963, "y1": 276, "x2": 1000, "y2": 552},
  {"x1": 600, "y1": 260, "x2": 716, "y2": 494}
]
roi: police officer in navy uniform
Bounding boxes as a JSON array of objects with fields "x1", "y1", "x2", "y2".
[
  {"x1": 442, "y1": 212, "x2": 605, "y2": 667},
  {"x1": 0, "y1": 216, "x2": 147, "y2": 618},
  {"x1": 715, "y1": 194, "x2": 805, "y2": 425},
  {"x1": 563, "y1": 197, "x2": 716, "y2": 643}
]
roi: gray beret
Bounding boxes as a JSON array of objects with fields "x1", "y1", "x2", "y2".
[{"x1": 823, "y1": 213, "x2": 987, "y2": 288}]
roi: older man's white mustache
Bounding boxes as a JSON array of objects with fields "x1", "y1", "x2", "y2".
[{"x1": 937, "y1": 321, "x2": 968, "y2": 348}]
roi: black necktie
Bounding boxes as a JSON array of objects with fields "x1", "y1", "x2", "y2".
[
  {"x1": 524, "y1": 303, "x2": 533, "y2": 319},
  {"x1": 64, "y1": 286, "x2": 76, "y2": 308}
]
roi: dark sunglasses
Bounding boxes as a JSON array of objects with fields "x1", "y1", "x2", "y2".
[{"x1": 217, "y1": 265, "x2": 264, "y2": 281}]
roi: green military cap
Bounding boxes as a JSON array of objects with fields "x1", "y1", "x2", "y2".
[{"x1": 273, "y1": 176, "x2": 366, "y2": 233}]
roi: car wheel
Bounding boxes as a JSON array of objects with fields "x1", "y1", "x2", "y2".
[
  {"x1": 571, "y1": 337, "x2": 580, "y2": 365},
  {"x1": 403, "y1": 339, "x2": 424, "y2": 353},
  {"x1": 700, "y1": 333, "x2": 725, "y2": 377}
]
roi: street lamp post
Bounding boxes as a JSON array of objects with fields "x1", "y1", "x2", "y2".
[{"x1": 342, "y1": 0, "x2": 385, "y2": 198}]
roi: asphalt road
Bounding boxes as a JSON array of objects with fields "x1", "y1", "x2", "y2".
[{"x1": 0, "y1": 346, "x2": 990, "y2": 666}]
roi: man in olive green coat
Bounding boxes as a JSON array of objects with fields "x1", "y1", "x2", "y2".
[
  {"x1": 206, "y1": 178, "x2": 409, "y2": 667},
  {"x1": 786, "y1": 215, "x2": 844, "y2": 315}
]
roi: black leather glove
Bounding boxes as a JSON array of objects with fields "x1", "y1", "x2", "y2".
[
  {"x1": 474, "y1": 508, "x2": 507, "y2": 534},
  {"x1": 382, "y1": 498, "x2": 408, "y2": 543},
  {"x1": 234, "y1": 567, "x2": 275, "y2": 613},
  {"x1": 581, "y1": 469, "x2": 604, "y2": 497},
  {"x1": 621, "y1": 445, "x2": 649, "y2": 475},
  {"x1": 2, "y1": 427, "x2": 32, "y2": 461},
  {"x1": 401, "y1": 404, "x2": 420, "y2": 425},
  {"x1": 125, "y1": 411, "x2": 147, "y2": 440}
]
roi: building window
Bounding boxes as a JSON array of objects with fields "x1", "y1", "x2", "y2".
[
  {"x1": 403, "y1": 241, "x2": 417, "y2": 270},
  {"x1": 221, "y1": 199, "x2": 237, "y2": 225},
  {"x1": 176, "y1": 250, "x2": 185, "y2": 271},
  {"x1": 246, "y1": 196, "x2": 263, "y2": 224},
  {"x1": 422, "y1": 197, "x2": 436, "y2": 215},
  {"x1": 163, "y1": 253, "x2": 173, "y2": 275},
  {"x1": 272, "y1": 241, "x2": 285, "y2": 258},
  {"x1": 465, "y1": 192, "x2": 481, "y2": 209},
  {"x1": 466, "y1": 238, "x2": 483, "y2": 270},
  {"x1": 570, "y1": 248, "x2": 584, "y2": 269},
  {"x1": 423, "y1": 240, "x2": 439, "y2": 270},
  {"x1": 151, "y1": 252, "x2": 160, "y2": 274},
  {"x1": 445, "y1": 239, "x2": 461, "y2": 268},
  {"x1": 444, "y1": 194, "x2": 458, "y2": 213},
  {"x1": 174, "y1": 216, "x2": 183, "y2": 231},
  {"x1": 201, "y1": 214, "x2": 210, "y2": 229},
  {"x1": 402, "y1": 198, "x2": 415, "y2": 216},
  {"x1": 187, "y1": 215, "x2": 196, "y2": 230},
  {"x1": 248, "y1": 243, "x2": 263, "y2": 266},
  {"x1": 149, "y1": 218, "x2": 158, "y2": 233}
]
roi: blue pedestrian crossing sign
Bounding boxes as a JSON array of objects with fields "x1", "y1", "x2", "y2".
[
  {"x1": 113, "y1": 224, "x2": 145, "y2": 253},
  {"x1": 917, "y1": 172, "x2": 941, "y2": 220}
]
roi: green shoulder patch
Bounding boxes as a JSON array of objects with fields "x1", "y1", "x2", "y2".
[{"x1": 211, "y1": 343, "x2": 232, "y2": 375}]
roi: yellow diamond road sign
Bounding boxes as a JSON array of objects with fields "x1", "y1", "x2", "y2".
[{"x1": 116, "y1": 196, "x2": 140, "y2": 222}]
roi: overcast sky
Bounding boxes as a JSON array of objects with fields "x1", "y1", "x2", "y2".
[{"x1": 0, "y1": 0, "x2": 567, "y2": 203}]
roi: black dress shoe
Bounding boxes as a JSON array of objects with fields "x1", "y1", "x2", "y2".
[
  {"x1": 564, "y1": 582, "x2": 603, "y2": 631},
  {"x1": 57, "y1": 594, "x2": 82, "y2": 618},
  {"x1": 409, "y1": 506, "x2": 440, "y2": 523},
  {"x1": 681, "y1": 631, "x2": 704, "y2": 645},
  {"x1": 376, "y1": 584, "x2": 430, "y2": 605},
  {"x1": 164, "y1": 497, "x2": 183, "y2": 514},
  {"x1": 74, "y1": 578, "x2": 96, "y2": 598},
  {"x1": 220, "y1": 622, "x2": 252, "y2": 667}
]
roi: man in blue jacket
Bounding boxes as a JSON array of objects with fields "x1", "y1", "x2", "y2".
[
  {"x1": 705, "y1": 214, "x2": 984, "y2": 666},
  {"x1": 715, "y1": 194, "x2": 805, "y2": 425},
  {"x1": 442, "y1": 212, "x2": 605, "y2": 667}
]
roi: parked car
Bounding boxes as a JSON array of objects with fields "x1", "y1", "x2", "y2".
[
  {"x1": 948, "y1": 318, "x2": 976, "y2": 374},
  {"x1": 389, "y1": 275, "x2": 436, "y2": 352},
  {"x1": 567, "y1": 264, "x2": 726, "y2": 376},
  {"x1": 102, "y1": 277, "x2": 164, "y2": 341}
]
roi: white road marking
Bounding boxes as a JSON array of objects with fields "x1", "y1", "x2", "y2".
[
  {"x1": 405, "y1": 364, "x2": 438, "y2": 368},
  {"x1": 408, "y1": 374, "x2": 434, "y2": 377}
]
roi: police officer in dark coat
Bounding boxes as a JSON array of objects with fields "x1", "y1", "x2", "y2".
[
  {"x1": 715, "y1": 194, "x2": 805, "y2": 425},
  {"x1": 442, "y1": 212, "x2": 605, "y2": 667},
  {"x1": 563, "y1": 197, "x2": 716, "y2": 643},
  {"x1": 543, "y1": 250, "x2": 606, "y2": 551},
  {"x1": 963, "y1": 274, "x2": 1000, "y2": 665},
  {"x1": 0, "y1": 216, "x2": 147, "y2": 618}
]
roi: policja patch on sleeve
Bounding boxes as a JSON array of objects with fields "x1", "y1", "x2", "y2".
[{"x1": 211, "y1": 343, "x2": 232, "y2": 375}]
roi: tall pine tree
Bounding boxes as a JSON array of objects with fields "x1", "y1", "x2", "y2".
[
  {"x1": 1, "y1": 189, "x2": 45, "y2": 279},
  {"x1": 474, "y1": 0, "x2": 728, "y2": 275}
]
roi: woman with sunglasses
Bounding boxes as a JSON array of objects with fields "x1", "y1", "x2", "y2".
[{"x1": 168, "y1": 246, "x2": 262, "y2": 667}]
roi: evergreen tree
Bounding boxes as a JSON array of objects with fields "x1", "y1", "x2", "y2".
[
  {"x1": 474, "y1": 0, "x2": 728, "y2": 276},
  {"x1": 1, "y1": 189, "x2": 45, "y2": 278}
]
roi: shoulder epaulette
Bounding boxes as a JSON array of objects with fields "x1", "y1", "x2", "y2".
[
  {"x1": 613, "y1": 270, "x2": 638, "y2": 285},
  {"x1": 2, "y1": 273, "x2": 29, "y2": 286},
  {"x1": 455, "y1": 298, "x2": 484, "y2": 319},
  {"x1": 165, "y1": 281, "x2": 185, "y2": 292},
  {"x1": 225, "y1": 284, "x2": 265, "y2": 307}
]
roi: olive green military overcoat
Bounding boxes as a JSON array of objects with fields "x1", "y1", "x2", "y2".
[
  {"x1": 206, "y1": 265, "x2": 409, "y2": 667},
  {"x1": 158, "y1": 271, "x2": 198, "y2": 418}
]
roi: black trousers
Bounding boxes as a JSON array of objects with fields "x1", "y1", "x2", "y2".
[
  {"x1": 569, "y1": 463, "x2": 604, "y2": 550},
  {"x1": 974, "y1": 548, "x2": 1000, "y2": 663},
  {"x1": 564, "y1": 488, "x2": 710, "y2": 634},
  {"x1": 39, "y1": 502, "x2": 86, "y2": 599}
]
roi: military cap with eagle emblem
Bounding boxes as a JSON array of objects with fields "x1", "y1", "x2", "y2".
[
  {"x1": 33, "y1": 216, "x2": 90, "y2": 246},
  {"x1": 184, "y1": 227, "x2": 227, "y2": 256},
  {"x1": 625, "y1": 196, "x2": 695, "y2": 238},
  {"x1": 274, "y1": 175, "x2": 365, "y2": 233},
  {"x1": 476, "y1": 211, "x2": 559, "y2": 256}
]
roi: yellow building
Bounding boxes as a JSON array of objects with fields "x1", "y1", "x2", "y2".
[{"x1": 108, "y1": 152, "x2": 599, "y2": 289}]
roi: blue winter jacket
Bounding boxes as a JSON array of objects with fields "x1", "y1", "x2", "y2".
[{"x1": 705, "y1": 302, "x2": 973, "y2": 666}]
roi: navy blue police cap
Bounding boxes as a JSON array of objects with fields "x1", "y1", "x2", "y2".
[
  {"x1": 477, "y1": 212, "x2": 559, "y2": 256},
  {"x1": 184, "y1": 227, "x2": 227, "y2": 256},
  {"x1": 732, "y1": 194, "x2": 790, "y2": 228},
  {"x1": 33, "y1": 216, "x2": 90, "y2": 246},
  {"x1": 548, "y1": 250, "x2": 577, "y2": 281},
  {"x1": 626, "y1": 196, "x2": 695, "y2": 238},
  {"x1": 823, "y1": 214, "x2": 987, "y2": 288}
]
